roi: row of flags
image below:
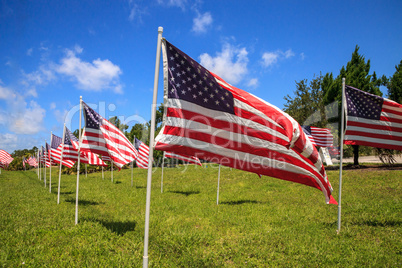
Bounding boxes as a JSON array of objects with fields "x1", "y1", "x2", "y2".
[{"x1": 1, "y1": 31, "x2": 401, "y2": 267}]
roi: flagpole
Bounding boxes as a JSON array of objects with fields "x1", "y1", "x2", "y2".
[
  {"x1": 36, "y1": 150, "x2": 38, "y2": 178},
  {"x1": 337, "y1": 77, "x2": 346, "y2": 234},
  {"x1": 131, "y1": 137, "x2": 135, "y2": 187},
  {"x1": 102, "y1": 166, "x2": 104, "y2": 179},
  {"x1": 161, "y1": 152, "x2": 165, "y2": 193},
  {"x1": 49, "y1": 133, "x2": 53, "y2": 193},
  {"x1": 38, "y1": 148, "x2": 42, "y2": 181},
  {"x1": 44, "y1": 143, "x2": 47, "y2": 188},
  {"x1": 75, "y1": 96, "x2": 82, "y2": 225},
  {"x1": 58, "y1": 124, "x2": 66, "y2": 204},
  {"x1": 217, "y1": 164, "x2": 221, "y2": 205},
  {"x1": 111, "y1": 160, "x2": 113, "y2": 183},
  {"x1": 143, "y1": 26, "x2": 163, "y2": 268}
]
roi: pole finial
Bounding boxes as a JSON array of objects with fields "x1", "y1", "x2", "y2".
[{"x1": 158, "y1": 26, "x2": 163, "y2": 33}]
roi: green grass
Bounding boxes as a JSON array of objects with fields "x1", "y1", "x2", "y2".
[{"x1": 0, "y1": 165, "x2": 401, "y2": 267}]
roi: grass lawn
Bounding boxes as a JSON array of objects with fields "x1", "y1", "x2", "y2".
[{"x1": 0, "y1": 165, "x2": 400, "y2": 267}]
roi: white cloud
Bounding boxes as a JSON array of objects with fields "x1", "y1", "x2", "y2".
[
  {"x1": 53, "y1": 108, "x2": 68, "y2": 124},
  {"x1": 199, "y1": 43, "x2": 248, "y2": 85},
  {"x1": 261, "y1": 49, "x2": 295, "y2": 68},
  {"x1": 0, "y1": 85, "x2": 46, "y2": 135},
  {"x1": 128, "y1": 1, "x2": 147, "y2": 22},
  {"x1": 56, "y1": 47, "x2": 123, "y2": 93},
  {"x1": 261, "y1": 52, "x2": 279, "y2": 68},
  {"x1": 23, "y1": 64, "x2": 56, "y2": 86},
  {"x1": 0, "y1": 133, "x2": 18, "y2": 152},
  {"x1": 27, "y1": 48, "x2": 33, "y2": 56},
  {"x1": 0, "y1": 85, "x2": 16, "y2": 100},
  {"x1": 157, "y1": 0, "x2": 187, "y2": 10},
  {"x1": 284, "y1": 49, "x2": 295, "y2": 59},
  {"x1": 50, "y1": 102, "x2": 56, "y2": 109},
  {"x1": 9, "y1": 100, "x2": 46, "y2": 134},
  {"x1": 247, "y1": 78, "x2": 259, "y2": 88},
  {"x1": 192, "y1": 12, "x2": 213, "y2": 33},
  {"x1": 300, "y1": 52, "x2": 305, "y2": 60}
]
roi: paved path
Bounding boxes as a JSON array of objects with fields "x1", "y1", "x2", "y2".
[{"x1": 332, "y1": 155, "x2": 402, "y2": 164}]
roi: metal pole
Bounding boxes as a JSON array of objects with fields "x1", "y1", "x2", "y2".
[
  {"x1": 143, "y1": 26, "x2": 163, "y2": 268},
  {"x1": 161, "y1": 152, "x2": 165, "y2": 193},
  {"x1": 58, "y1": 124, "x2": 66, "y2": 204},
  {"x1": 85, "y1": 164, "x2": 87, "y2": 178},
  {"x1": 102, "y1": 166, "x2": 104, "y2": 179},
  {"x1": 75, "y1": 96, "x2": 82, "y2": 225},
  {"x1": 131, "y1": 137, "x2": 135, "y2": 187},
  {"x1": 337, "y1": 78, "x2": 346, "y2": 234},
  {"x1": 111, "y1": 160, "x2": 113, "y2": 183},
  {"x1": 44, "y1": 143, "x2": 46, "y2": 188},
  {"x1": 49, "y1": 133, "x2": 53, "y2": 193},
  {"x1": 217, "y1": 164, "x2": 221, "y2": 205}
]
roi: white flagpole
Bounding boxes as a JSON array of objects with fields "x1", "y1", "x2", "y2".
[
  {"x1": 111, "y1": 160, "x2": 113, "y2": 183},
  {"x1": 44, "y1": 142, "x2": 47, "y2": 188},
  {"x1": 217, "y1": 164, "x2": 221, "y2": 205},
  {"x1": 161, "y1": 151, "x2": 165, "y2": 193},
  {"x1": 337, "y1": 77, "x2": 346, "y2": 234},
  {"x1": 49, "y1": 133, "x2": 53, "y2": 193},
  {"x1": 39, "y1": 149, "x2": 41, "y2": 180},
  {"x1": 131, "y1": 137, "x2": 135, "y2": 187},
  {"x1": 58, "y1": 124, "x2": 66, "y2": 204},
  {"x1": 36, "y1": 150, "x2": 39, "y2": 178},
  {"x1": 85, "y1": 164, "x2": 87, "y2": 178},
  {"x1": 143, "y1": 26, "x2": 163, "y2": 268},
  {"x1": 75, "y1": 96, "x2": 82, "y2": 225},
  {"x1": 102, "y1": 166, "x2": 104, "y2": 179}
]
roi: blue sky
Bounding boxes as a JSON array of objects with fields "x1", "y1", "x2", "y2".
[{"x1": 0, "y1": 0, "x2": 401, "y2": 153}]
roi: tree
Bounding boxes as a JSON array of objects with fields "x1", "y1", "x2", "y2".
[
  {"x1": 323, "y1": 45, "x2": 386, "y2": 165},
  {"x1": 387, "y1": 60, "x2": 402, "y2": 103},
  {"x1": 109, "y1": 116, "x2": 129, "y2": 132},
  {"x1": 284, "y1": 75, "x2": 327, "y2": 127}
]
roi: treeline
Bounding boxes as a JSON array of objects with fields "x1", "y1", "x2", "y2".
[{"x1": 283, "y1": 46, "x2": 402, "y2": 164}]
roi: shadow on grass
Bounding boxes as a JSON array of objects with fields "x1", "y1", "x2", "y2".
[
  {"x1": 168, "y1": 190, "x2": 200, "y2": 196},
  {"x1": 86, "y1": 218, "x2": 137, "y2": 235},
  {"x1": 114, "y1": 181, "x2": 122, "y2": 184},
  {"x1": 220, "y1": 200, "x2": 260, "y2": 205},
  {"x1": 135, "y1": 186, "x2": 146, "y2": 189},
  {"x1": 65, "y1": 198, "x2": 104, "y2": 206},
  {"x1": 51, "y1": 191, "x2": 73, "y2": 195},
  {"x1": 356, "y1": 220, "x2": 401, "y2": 227}
]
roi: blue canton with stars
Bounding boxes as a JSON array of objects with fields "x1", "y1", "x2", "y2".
[
  {"x1": 64, "y1": 127, "x2": 78, "y2": 145},
  {"x1": 165, "y1": 40, "x2": 234, "y2": 114},
  {"x1": 345, "y1": 85, "x2": 383, "y2": 120},
  {"x1": 51, "y1": 135, "x2": 62, "y2": 149},
  {"x1": 83, "y1": 101, "x2": 103, "y2": 129}
]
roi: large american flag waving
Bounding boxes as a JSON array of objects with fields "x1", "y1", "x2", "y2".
[
  {"x1": 344, "y1": 85, "x2": 402, "y2": 151},
  {"x1": 62, "y1": 126, "x2": 107, "y2": 166},
  {"x1": 155, "y1": 40, "x2": 336, "y2": 204},
  {"x1": 80, "y1": 101, "x2": 138, "y2": 168},
  {"x1": 0, "y1": 150, "x2": 13, "y2": 167}
]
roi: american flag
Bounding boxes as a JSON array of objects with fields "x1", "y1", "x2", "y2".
[
  {"x1": 134, "y1": 137, "x2": 150, "y2": 169},
  {"x1": 154, "y1": 40, "x2": 336, "y2": 204},
  {"x1": 50, "y1": 134, "x2": 76, "y2": 168},
  {"x1": 0, "y1": 150, "x2": 14, "y2": 167},
  {"x1": 62, "y1": 127, "x2": 107, "y2": 166},
  {"x1": 80, "y1": 101, "x2": 138, "y2": 168},
  {"x1": 45, "y1": 142, "x2": 55, "y2": 167},
  {"x1": 344, "y1": 85, "x2": 402, "y2": 151},
  {"x1": 164, "y1": 151, "x2": 202, "y2": 166},
  {"x1": 27, "y1": 156, "x2": 38, "y2": 167},
  {"x1": 301, "y1": 126, "x2": 333, "y2": 147},
  {"x1": 22, "y1": 157, "x2": 26, "y2": 168}
]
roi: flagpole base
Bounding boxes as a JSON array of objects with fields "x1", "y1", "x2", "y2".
[{"x1": 143, "y1": 256, "x2": 149, "y2": 268}]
